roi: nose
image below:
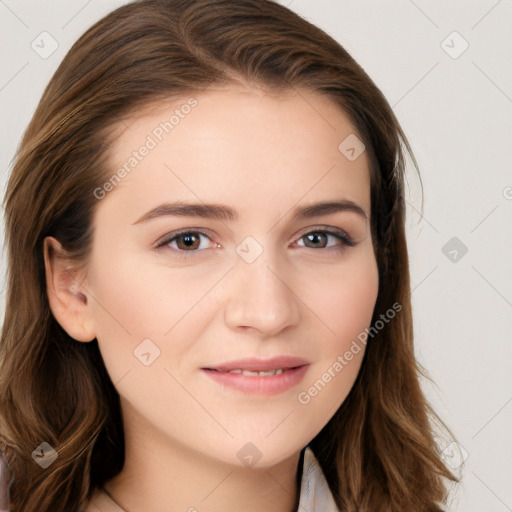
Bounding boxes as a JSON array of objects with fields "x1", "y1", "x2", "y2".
[{"x1": 224, "y1": 250, "x2": 301, "y2": 337}]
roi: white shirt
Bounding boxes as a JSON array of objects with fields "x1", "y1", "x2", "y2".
[{"x1": 297, "y1": 447, "x2": 339, "y2": 511}]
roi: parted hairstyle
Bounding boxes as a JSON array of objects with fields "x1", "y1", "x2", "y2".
[{"x1": 0, "y1": 0, "x2": 460, "y2": 510}]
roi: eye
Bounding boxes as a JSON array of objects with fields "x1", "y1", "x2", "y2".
[
  {"x1": 155, "y1": 226, "x2": 356, "y2": 257},
  {"x1": 295, "y1": 227, "x2": 355, "y2": 251},
  {"x1": 155, "y1": 229, "x2": 216, "y2": 255}
]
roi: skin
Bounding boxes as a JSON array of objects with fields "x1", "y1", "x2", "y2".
[{"x1": 44, "y1": 85, "x2": 379, "y2": 512}]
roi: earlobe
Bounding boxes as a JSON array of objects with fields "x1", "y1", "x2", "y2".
[{"x1": 43, "y1": 236, "x2": 96, "y2": 343}]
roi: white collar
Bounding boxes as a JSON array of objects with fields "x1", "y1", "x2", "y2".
[{"x1": 297, "y1": 447, "x2": 339, "y2": 511}]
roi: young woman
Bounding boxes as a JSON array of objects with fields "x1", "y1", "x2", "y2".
[{"x1": 0, "y1": 1, "x2": 460, "y2": 510}]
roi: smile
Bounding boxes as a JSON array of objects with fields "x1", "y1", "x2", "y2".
[{"x1": 201, "y1": 365, "x2": 309, "y2": 395}]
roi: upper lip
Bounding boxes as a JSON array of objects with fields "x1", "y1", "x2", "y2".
[{"x1": 203, "y1": 356, "x2": 310, "y2": 372}]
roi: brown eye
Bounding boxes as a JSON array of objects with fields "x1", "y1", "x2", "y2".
[
  {"x1": 156, "y1": 230, "x2": 215, "y2": 255},
  {"x1": 175, "y1": 233, "x2": 201, "y2": 250},
  {"x1": 297, "y1": 228, "x2": 354, "y2": 251},
  {"x1": 303, "y1": 232, "x2": 329, "y2": 249}
]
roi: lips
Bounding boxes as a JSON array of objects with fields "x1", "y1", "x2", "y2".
[
  {"x1": 201, "y1": 356, "x2": 311, "y2": 396},
  {"x1": 202, "y1": 356, "x2": 310, "y2": 373}
]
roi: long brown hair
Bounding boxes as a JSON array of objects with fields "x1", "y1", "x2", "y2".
[{"x1": 0, "y1": 0, "x2": 460, "y2": 510}]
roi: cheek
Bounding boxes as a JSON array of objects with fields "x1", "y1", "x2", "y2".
[
  {"x1": 295, "y1": 248, "x2": 378, "y2": 396},
  {"x1": 292, "y1": 251, "x2": 378, "y2": 433},
  {"x1": 297, "y1": 247, "x2": 379, "y2": 349},
  {"x1": 85, "y1": 248, "x2": 220, "y2": 372},
  {"x1": 333, "y1": 263, "x2": 379, "y2": 345}
]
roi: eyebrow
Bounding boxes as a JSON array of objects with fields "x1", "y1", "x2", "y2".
[{"x1": 132, "y1": 199, "x2": 368, "y2": 225}]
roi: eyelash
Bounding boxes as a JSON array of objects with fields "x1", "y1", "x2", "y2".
[{"x1": 155, "y1": 227, "x2": 356, "y2": 257}]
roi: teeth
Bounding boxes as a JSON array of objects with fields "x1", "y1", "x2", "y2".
[{"x1": 227, "y1": 368, "x2": 286, "y2": 376}]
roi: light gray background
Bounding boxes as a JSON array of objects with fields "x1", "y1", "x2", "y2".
[{"x1": 0, "y1": 1, "x2": 511, "y2": 510}]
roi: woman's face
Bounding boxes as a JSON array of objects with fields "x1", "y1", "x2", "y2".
[{"x1": 83, "y1": 86, "x2": 379, "y2": 467}]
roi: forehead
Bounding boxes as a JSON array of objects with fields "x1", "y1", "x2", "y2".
[{"x1": 100, "y1": 86, "x2": 371, "y2": 222}]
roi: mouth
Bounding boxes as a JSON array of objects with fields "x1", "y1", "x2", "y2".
[
  {"x1": 204, "y1": 366, "x2": 301, "y2": 377},
  {"x1": 201, "y1": 356, "x2": 310, "y2": 395},
  {"x1": 202, "y1": 355, "x2": 310, "y2": 373}
]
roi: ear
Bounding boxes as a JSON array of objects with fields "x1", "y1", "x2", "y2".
[{"x1": 43, "y1": 236, "x2": 96, "y2": 342}]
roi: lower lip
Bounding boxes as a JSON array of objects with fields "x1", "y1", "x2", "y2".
[{"x1": 201, "y1": 365, "x2": 309, "y2": 396}]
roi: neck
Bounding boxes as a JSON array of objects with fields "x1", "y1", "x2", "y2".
[
  {"x1": 101, "y1": 402, "x2": 303, "y2": 512},
  {"x1": 104, "y1": 449, "x2": 301, "y2": 512}
]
